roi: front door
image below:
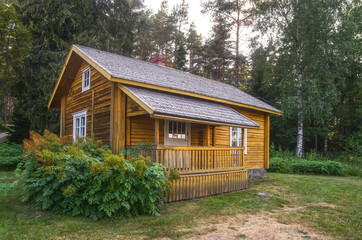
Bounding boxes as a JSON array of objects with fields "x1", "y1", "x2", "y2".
[{"x1": 164, "y1": 120, "x2": 190, "y2": 146}]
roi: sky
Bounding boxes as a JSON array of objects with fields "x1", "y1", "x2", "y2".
[{"x1": 143, "y1": 0, "x2": 213, "y2": 39}]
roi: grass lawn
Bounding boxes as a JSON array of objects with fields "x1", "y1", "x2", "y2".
[{"x1": 0, "y1": 172, "x2": 361, "y2": 240}]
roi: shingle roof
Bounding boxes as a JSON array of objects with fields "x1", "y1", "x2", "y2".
[
  {"x1": 124, "y1": 85, "x2": 259, "y2": 128},
  {"x1": 74, "y1": 44, "x2": 281, "y2": 114}
]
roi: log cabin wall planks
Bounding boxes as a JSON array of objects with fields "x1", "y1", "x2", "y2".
[
  {"x1": 64, "y1": 61, "x2": 111, "y2": 144},
  {"x1": 167, "y1": 170, "x2": 248, "y2": 202},
  {"x1": 124, "y1": 97, "x2": 267, "y2": 170},
  {"x1": 232, "y1": 107, "x2": 266, "y2": 169}
]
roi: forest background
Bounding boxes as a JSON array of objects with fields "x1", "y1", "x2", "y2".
[{"x1": 0, "y1": 0, "x2": 360, "y2": 160}]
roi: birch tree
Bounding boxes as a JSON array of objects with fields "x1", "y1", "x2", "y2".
[{"x1": 251, "y1": 0, "x2": 345, "y2": 157}]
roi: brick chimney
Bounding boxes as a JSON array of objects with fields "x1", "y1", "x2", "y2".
[{"x1": 149, "y1": 56, "x2": 167, "y2": 66}]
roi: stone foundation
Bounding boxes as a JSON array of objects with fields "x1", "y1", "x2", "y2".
[{"x1": 247, "y1": 169, "x2": 267, "y2": 179}]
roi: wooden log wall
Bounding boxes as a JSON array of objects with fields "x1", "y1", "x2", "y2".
[
  {"x1": 128, "y1": 114, "x2": 212, "y2": 147},
  {"x1": 124, "y1": 90, "x2": 269, "y2": 169},
  {"x1": 167, "y1": 170, "x2": 248, "y2": 202},
  {"x1": 64, "y1": 61, "x2": 111, "y2": 144},
  {"x1": 214, "y1": 107, "x2": 266, "y2": 169}
]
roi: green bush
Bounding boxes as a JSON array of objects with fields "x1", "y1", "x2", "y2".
[
  {"x1": 290, "y1": 160, "x2": 345, "y2": 176},
  {"x1": 269, "y1": 158, "x2": 347, "y2": 176},
  {"x1": 0, "y1": 142, "x2": 23, "y2": 170},
  {"x1": 19, "y1": 131, "x2": 176, "y2": 221},
  {"x1": 269, "y1": 157, "x2": 288, "y2": 173}
]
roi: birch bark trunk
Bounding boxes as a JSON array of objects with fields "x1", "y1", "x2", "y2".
[{"x1": 295, "y1": 16, "x2": 303, "y2": 159}]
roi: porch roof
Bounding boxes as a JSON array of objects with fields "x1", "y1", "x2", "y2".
[{"x1": 123, "y1": 85, "x2": 260, "y2": 128}]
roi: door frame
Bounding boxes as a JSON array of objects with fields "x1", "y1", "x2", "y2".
[{"x1": 164, "y1": 120, "x2": 191, "y2": 146}]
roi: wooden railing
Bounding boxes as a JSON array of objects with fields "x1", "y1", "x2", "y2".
[{"x1": 128, "y1": 146, "x2": 244, "y2": 173}]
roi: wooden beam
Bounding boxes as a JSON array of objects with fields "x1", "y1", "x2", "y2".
[
  {"x1": 91, "y1": 90, "x2": 95, "y2": 134},
  {"x1": 155, "y1": 119, "x2": 160, "y2": 145},
  {"x1": 110, "y1": 82, "x2": 122, "y2": 153},
  {"x1": 118, "y1": 84, "x2": 154, "y2": 114},
  {"x1": 120, "y1": 90, "x2": 126, "y2": 149},
  {"x1": 151, "y1": 114, "x2": 260, "y2": 129},
  {"x1": 155, "y1": 119, "x2": 160, "y2": 163},
  {"x1": 264, "y1": 113, "x2": 270, "y2": 169},
  {"x1": 212, "y1": 126, "x2": 216, "y2": 146},
  {"x1": 127, "y1": 110, "x2": 148, "y2": 117},
  {"x1": 126, "y1": 117, "x2": 131, "y2": 147},
  {"x1": 60, "y1": 96, "x2": 66, "y2": 137}
]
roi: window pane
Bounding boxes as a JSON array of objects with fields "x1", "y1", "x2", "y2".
[
  {"x1": 231, "y1": 127, "x2": 242, "y2": 147},
  {"x1": 169, "y1": 121, "x2": 172, "y2": 134},
  {"x1": 81, "y1": 127, "x2": 85, "y2": 137},
  {"x1": 76, "y1": 118, "x2": 79, "y2": 127},
  {"x1": 81, "y1": 116, "x2": 85, "y2": 126},
  {"x1": 76, "y1": 127, "x2": 79, "y2": 136},
  {"x1": 173, "y1": 121, "x2": 177, "y2": 138}
]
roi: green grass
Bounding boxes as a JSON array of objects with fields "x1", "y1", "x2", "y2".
[{"x1": 0, "y1": 172, "x2": 361, "y2": 240}]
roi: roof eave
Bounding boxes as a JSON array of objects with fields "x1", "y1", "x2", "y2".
[
  {"x1": 151, "y1": 113, "x2": 260, "y2": 129},
  {"x1": 48, "y1": 45, "x2": 113, "y2": 109}
]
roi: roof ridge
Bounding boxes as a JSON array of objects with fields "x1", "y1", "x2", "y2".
[
  {"x1": 73, "y1": 44, "x2": 248, "y2": 92},
  {"x1": 72, "y1": 44, "x2": 282, "y2": 114}
]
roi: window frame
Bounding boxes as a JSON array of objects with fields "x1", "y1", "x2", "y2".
[
  {"x1": 72, "y1": 110, "x2": 88, "y2": 141},
  {"x1": 229, "y1": 127, "x2": 247, "y2": 154},
  {"x1": 82, "y1": 66, "x2": 91, "y2": 92},
  {"x1": 164, "y1": 120, "x2": 191, "y2": 146}
]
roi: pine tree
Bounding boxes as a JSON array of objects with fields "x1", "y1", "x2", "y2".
[
  {"x1": 186, "y1": 23, "x2": 203, "y2": 74},
  {"x1": 0, "y1": 0, "x2": 29, "y2": 123},
  {"x1": 203, "y1": 16, "x2": 232, "y2": 82},
  {"x1": 202, "y1": 0, "x2": 251, "y2": 86}
]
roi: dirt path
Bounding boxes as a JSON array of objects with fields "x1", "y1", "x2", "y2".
[{"x1": 185, "y1": 213, "x2": 328, "y2": 240}]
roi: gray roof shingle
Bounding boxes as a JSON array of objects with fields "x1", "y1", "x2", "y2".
[
  {"x1": 125, "y1": 85, "x2": 259, "y2": 128},
  {"x1": 74, "y1": 44, "x2": 281, "y2": 114}
]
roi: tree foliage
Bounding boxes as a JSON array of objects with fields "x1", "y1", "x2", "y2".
[{"x1": 0, "y1": 0, "x2": 359, "y2": 157}]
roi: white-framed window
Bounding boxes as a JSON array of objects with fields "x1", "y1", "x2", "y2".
[
  {"x1": 230, "y1": 127, "x2": 247, "y2": 154},
  {"x1": 168, "y1": 121, "x2": 186, "y2": 139},
  {"x1": 72, "y1": 110, "x2": 87, "y2": 141},
  {"x1": 164, "y1": 120, "x2": 190, "y2": 146},
  {"x1": 82, "y1": 66, "x2": 91, "y2": 92}
]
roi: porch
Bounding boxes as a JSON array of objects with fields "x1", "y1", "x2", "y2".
[
  {"x1": 127, "y1": 144, "x2": 248, "y2": 202},
  {"x1": 132, "y1": 145, "x2": 245, "y2": 173},
  {"x1": 111, "y1": 84, "x2": 268, "y2": 201}
]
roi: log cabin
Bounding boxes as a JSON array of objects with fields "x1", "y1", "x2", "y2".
[{"x1": 48, "y1": 45, "x2": 282, "y2": 202}]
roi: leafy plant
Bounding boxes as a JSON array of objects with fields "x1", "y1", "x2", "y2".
[
  {"x1": 19, "y1": 131, "x2": 174, "y2": 220},
  {"x1": 0, "y1": 142, "x2": 23, "y2": 170},
  {"x1": 269, "y1": 157, "x2": 288, "y2": 173},
  {"x1": 119, "y1": 142, "x2": 154, "y2": 157}
]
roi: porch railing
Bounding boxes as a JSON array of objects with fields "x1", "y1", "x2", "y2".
[{"x1": 127, "y1": 146, "x2": 244, "y2": 173}]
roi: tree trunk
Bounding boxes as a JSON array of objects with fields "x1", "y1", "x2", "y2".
[
  {"x1": 295, "y1": 21, "x2": 303, "y2": 159},
  {"x1": 235, "y1": 0, "x2": 240, "y2": 83},
  {"x1": 323, "y1": 121, "x2": 328, "y2": 157},
  {"x1": 315, "y1": 135, "x2": 318, "y2": 153},
  {"x1": 189, "y1": 51, "x2": 193, "y2": 72}
]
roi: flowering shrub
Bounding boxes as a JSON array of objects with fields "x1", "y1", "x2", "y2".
[{"x1": 19, "y1": 131, "x2": 177, "y2": 220}]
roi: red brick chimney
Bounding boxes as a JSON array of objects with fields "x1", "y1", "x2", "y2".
[{"x1": 149, "y1": 56, "x2": 167, "y2": 66}]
